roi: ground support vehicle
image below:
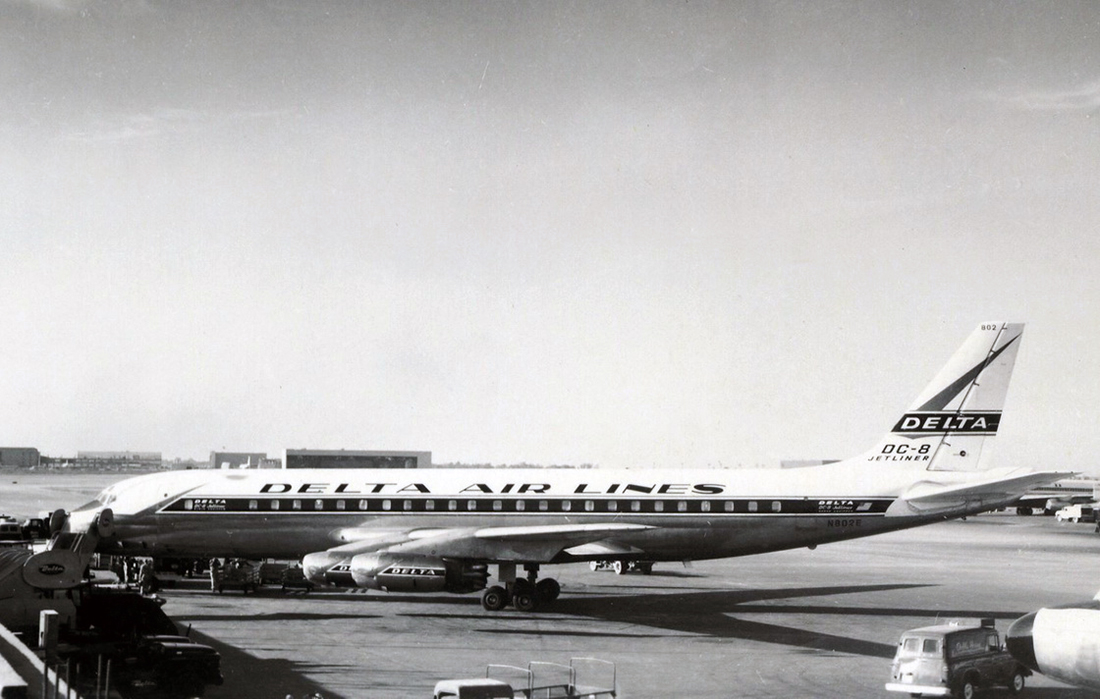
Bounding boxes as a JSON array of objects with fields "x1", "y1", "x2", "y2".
[
  {"x1": 588, "y1": 560, "x2": 653, "y2": 575},
  {"x1": 886, "y1": 619, "x2": 1028, "y2": 698},
  {"x1": 209, "y1": 560, "x2": 260, "y2": 593},
  {"x1": 61, "y1": 586, "x2": 223, "y2": 698},
  {"x1": 1055, "y1": 504, "x2": 1095, "y2": 523},
  {"x1": 280, "y1": 564, "x2": 315, "y2": 592},
  {"x1": 437, "y1": 658, "x2": 616, "y2": 699}
]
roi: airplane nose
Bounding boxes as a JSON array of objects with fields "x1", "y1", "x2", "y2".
[{"x1": 1006, "y1": 612, "x2": 1038, "y2": 672}]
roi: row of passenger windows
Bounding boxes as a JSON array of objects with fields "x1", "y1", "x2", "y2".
[{"x1": 180, "y1": 498, "x2": 787, "y2": 514}]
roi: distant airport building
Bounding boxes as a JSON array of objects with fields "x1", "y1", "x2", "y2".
[
  {"x1": 0, "y1": 447, "x2": 40, "y2": 468},
  {"x1": 210, "y1": 452, "x2": 271, "y2": 469},
  {"x1": 284, "y1": 449, "x2": 430, "y2": 469},
  {"x1": 76, "y1": 451, "x2": 162, "y2": 468}
]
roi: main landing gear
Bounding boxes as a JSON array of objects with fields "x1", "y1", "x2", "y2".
[{"x1": 480, "y1": 563, "x2": 560, "y2": 612}]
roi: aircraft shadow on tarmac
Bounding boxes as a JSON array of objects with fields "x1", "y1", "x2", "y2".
[{"x1": 406, "y1": 584, "x2": 934, "y2": 659}]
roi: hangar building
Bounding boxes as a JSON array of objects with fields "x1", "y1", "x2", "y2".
[
  {"x1": 284, "y1": 449, "x2": 430, "y2": 469},
  {"x1": 0, "y1": 447, "x2": 40, "y2": 468}
]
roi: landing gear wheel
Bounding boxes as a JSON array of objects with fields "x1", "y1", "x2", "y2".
[
  {"x1": 512, "y1": 590, "x2": 537, "y2": 611},
  {"x1": 1009, "y1": 670, "x2": 1025, "y2": 694},
  {"x1": 589, "y1": 561, "x2": 599, "y2": 571},
  {"x1": 481, "y1": 585, "x2": 508, "y2": 611},
  {"x1": 536, "y1": 578, "x2": 560, "y2": 602},
  {"x1": 612, "y1": 560, "x2": 624, "y2": 575}
]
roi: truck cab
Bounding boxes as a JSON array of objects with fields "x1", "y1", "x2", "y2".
[
  {"x1": 886, "y1": 619, "x2": 1028, "y2": 698},
  {"x1": 432, "y1": 678, "x2": 514, "y2": 699},
  {"x1": 1055, "y1": 504, "x2": 1094, "y2": 523}
]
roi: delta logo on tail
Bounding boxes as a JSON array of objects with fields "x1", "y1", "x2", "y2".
[{"x1": 891, "y1": 331, "x2": 1021, "y2": 437}]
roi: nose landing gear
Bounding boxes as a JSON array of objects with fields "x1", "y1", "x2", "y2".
[{"x1": 480, "y1": 563, "x2": 560, "y2": 612}]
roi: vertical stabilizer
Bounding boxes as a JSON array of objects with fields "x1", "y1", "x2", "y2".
[{"x1": 859, "y1": 323, "x2": 1024, "y2": 472}]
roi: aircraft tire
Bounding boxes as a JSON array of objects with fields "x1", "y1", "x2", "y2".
[
  {"x1": 1009, "y1": 670, "x2": 1025, "y2": 694},
  {"x1": 612, "y1": 560, "x2": 624, "y2": 575},
  {"x1": 481, "y1": 586, "x2": 508, "y2": 611},
  {"x1": 512, "y1": 590, "x2": 537, "y2": 612},
  {"x1": 536, "y1": 578, "x2": 560, "y2": 602}
]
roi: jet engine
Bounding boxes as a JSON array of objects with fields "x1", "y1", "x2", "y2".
[{"x1": 349, "y1": 553, "x2": 487, "y2": 593}]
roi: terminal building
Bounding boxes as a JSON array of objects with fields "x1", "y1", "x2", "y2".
[
  {"x1": 75, "y1": 451, "x2": 162, "y2": 468},
  {"x1": 284, "y1": 449, "x2": 430, "y2": 469},
  {"x1": 209, "y1": 452, "x2": 278, "y2": 469}
]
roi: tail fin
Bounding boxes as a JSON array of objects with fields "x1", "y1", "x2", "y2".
[{"x1": 860, "y1": 323, "x2": 1024, "y2": 472}]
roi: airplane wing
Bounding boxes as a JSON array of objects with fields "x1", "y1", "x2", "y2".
[
  {"x1": 896, "y1": 470, "x2": 1073, "y2": 513},
  {"x1": 325, "y1": 522, "x2": 655, "y2": 563}
]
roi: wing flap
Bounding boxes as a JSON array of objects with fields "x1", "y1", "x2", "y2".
[{"x1": 381, "y1": 523, "x2": 654, "y2": 562}]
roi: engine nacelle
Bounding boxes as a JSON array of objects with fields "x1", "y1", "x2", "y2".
[{"x1": 349, "y1": 553, "x2": 487, "y2": 593}]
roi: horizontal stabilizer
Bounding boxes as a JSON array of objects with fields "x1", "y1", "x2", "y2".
[{"x1": 896, "y1": 470, "x2": 1073, "y2": 513}]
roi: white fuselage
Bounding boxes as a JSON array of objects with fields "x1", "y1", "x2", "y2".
[{"x1": 68, "y1": 462, "x2": 1023, "y2": 562}]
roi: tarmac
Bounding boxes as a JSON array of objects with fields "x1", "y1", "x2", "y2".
[{"x1": 146, "y1": 513, "x2": 1100, "y2": 699}]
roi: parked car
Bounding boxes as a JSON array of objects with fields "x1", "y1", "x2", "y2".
[{"x1": 885, "y1": 619, "x2": 1028, "y2": 698}]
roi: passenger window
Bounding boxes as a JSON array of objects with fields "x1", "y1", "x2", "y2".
[
  {"x1": 382, "y1": 500, "x2": 392, "y2": 511},
  {"x1": 923, "y1": 639, "x2": 940, "y2": 654},
  {"x1": 654, "y1": 501, "x2": 664, "y2": 512},
  {"x1": 561, "y1": 501, "x2": 572, "y2": 512},
  {"x1": 607, "y1": 500, "x2": 618, "y2": 511},
  {"x1": 336, "y1": 500, "x2": 346, "y2": 510},
  {"x1": 358, "y1": 500, "x2": 369, "y2": 510},
  {"x1": 292, "y1": 499, "x2": 302, "y2": 510},
  {"x1": 248, "y1": 500, "x2": 258, "y2": 511},
  {"x1": 493, "y1": 500, "x2": 502, "y2": 511},
  {"x1": 448, "y1": 500, "x2": 457, "y2": 511},
  {"x1": 515, "y1": 500, "x2": 525, "y2": 511},
  {"x1": 631, "y1": 501, "x2": 641, "y2": 512},
  {"x1": 539, "y1": 500, "x2": 548, "y2": 511},
  {"x1": 271, "y1": 500, "x2": 280, "y2": 511},
  {"x1": 748, "y1": 501, "x2": 758, "y2": 512},
  {"x1": 314, "y1": 499, "x2": 324, "y2": 510},
  {"x1": 425, "y1": 500, "x2": 435, "y2": 511},
  {"x1": 701, "y1": 501, "x2": 711, "y2": 512},
  {"x1": 403, "y1": 499, "x2": 413, "y2": 511},
  {"x1": 771, "y1": 501, "x2": 781, "y2": 512},
  {"x1": 724, "y1": 501, "x2": 735, "y2": 512},
  {"x1": 677, "y1": 501, "x2": 687, "y2": 512},
  {"x1": 467, "y1": 500, "x2": 477, "y2": 511}
]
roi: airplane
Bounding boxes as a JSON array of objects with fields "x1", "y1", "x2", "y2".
[
  {"x1": 61, "y1": 322, "x2": 1068, "y2": 612},
  {"x1": 1011, "y1": 477, "x2": 1100, "y2": 515},
  {"x1": 1006, "y1": 591, "x2": 1100, "y2": 691}
]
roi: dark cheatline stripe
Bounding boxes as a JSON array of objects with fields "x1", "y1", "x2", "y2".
[
  {"x1": 158, "y1": 496, "x2": 895, "y2": 516},
  {"x1": 917, "y1": 334, "x2": 1019, "y2": 412}
]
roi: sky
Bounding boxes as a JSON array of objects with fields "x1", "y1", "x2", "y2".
[{"x1": 1, "y1": 1, "x2": 1098, "y2": 473}]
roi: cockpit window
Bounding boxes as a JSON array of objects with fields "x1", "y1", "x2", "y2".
[{"x1": 72, "y1": 488, "x2": 116, "y2": 512}]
